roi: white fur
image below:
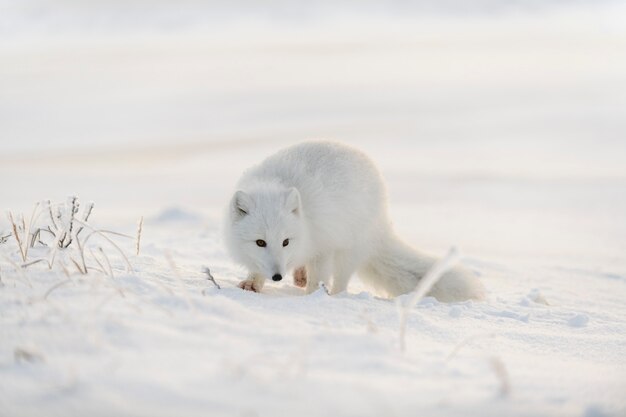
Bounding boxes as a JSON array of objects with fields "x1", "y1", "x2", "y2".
[{"x1": 223, "y1": 141, "x2": 485, "y2": 301}]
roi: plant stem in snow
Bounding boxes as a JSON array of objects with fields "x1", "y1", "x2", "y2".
[
  {"x1": 73, "y1": 219, "x2": 133, "y2": 273},
  {"x1": 202, "y1": 267, "x2": 221, "y2": 290},
  {"x1": 7, "y1": 212, "x2": 26, "y2": 262},
  {"x1": 98, "y1": 247, "x2": 114, "y2": 277},
  {"x1": 43, "y1": 279, "x2": 71, "y2": 300},
  {"x1": 490, "y1": 356, "x2": 511, "y2": 398},
  {"x1": 75, "y1": 201, "x2": 94, "y2": 238},
  {"x1": 136, "y1": 216, "x2": 143, "y2": 256},
  {"x1": 397, "y1": 247, "x2": 461, "y2": 352},
  {"x1": 46, "y1": 200, "x2": 59, "y2": 231}
]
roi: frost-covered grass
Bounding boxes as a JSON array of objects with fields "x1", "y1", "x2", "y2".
[{"x1": 3, "y1": 198, "x2": 136, "y2": 277}]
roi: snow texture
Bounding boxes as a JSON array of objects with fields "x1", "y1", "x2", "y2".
[{"x1": 1, "y1": 1, "x2": 626, "y2": 416}]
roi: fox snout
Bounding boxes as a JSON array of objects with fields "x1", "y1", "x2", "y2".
[{"x1": 272, "y1": 274, "x2": 282, "y2": 282}]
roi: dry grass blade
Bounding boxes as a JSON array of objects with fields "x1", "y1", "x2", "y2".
[
  {"x1": 37, "y1": 228, "x2": 56, "y2": 238},
  {"x1": 21, "y1": 258, "x2": 49, "y2": 268},
  {"x1": 0, "y1": 233, "x2": 11, "y2": 244},
  {"x1": 98, "y1": 247, "x2": 114, "y2": 277},
  {"x1": 8, "y1": 212, "x2": 26, "y2": 262},
  {"x1": 57, "y1": 259, "x2": 71, "y2": 278},
  {"x1": 136, "y1": 216, "x2": 143, "y2": 256},
  {"x1": 76, "y1": 237, "x2": 87, "y2": 273},
  {"x1": 70, "y1": 257, "x2": 86, "y2": 274},
  {"x1": 43, "y1": 279, "x2": 71, "y2": 300},
  {"x1": 59, "y1": 196, "x2": 77, "y2": 248},
  {"x1": 88, "y1": 247, "x2": 109, "y2": 276},
  {"x1": 46, "y1": 230, "x2": 64, "y2": 268},
  {"x1": 490, "y1": 356, "x2": 511, "y2": 398},
  {"x1": 74, "y1": 219, "x2": 133, "y2": 273},
  {"x1": 26, "y1": 202, "x2": 42, "y2": 252},
  {"x1": 7, "y1": 203, "x2": 42, "y2": 261},
  {"x1": 46, "y1": 199, "x2": 59, "y2": 231},
  {"x1": 29, "y1": 228, "x2": 41, "y2": 248},
  {"x1": 398, "y1": 247, "x2": 461, "y2": 352},
  {"x1": 202, "y1": 267, "x2": 221, "y2": 290},
  {"x1": 75, "y1": 201, "x2": 94, "y2": 238},
  {"x1": 88, "y1": 230, "x2": 134, "y2": 239}
]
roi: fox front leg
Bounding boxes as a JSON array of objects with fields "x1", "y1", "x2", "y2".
[
  {"x1": 238, "y1": 272, "x2": 265, "y2": 293},
  {"x1": 305, "y1": 255, "x2": 332, "y2": 294},
  {"x1": 293, "y1": 267, "x2": 307, "y2": 288}
]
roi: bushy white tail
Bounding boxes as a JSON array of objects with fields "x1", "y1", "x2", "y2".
[{"x1": 358, "y1": 234, "x2": 486, "y2": 302}]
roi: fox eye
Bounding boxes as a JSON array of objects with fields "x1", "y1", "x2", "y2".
[
  {"x1": 256, "y1": 240, "x2": 266, "y2": 247},
  {"x1": 282, "y1": 239, "x2": 289, "y2": 247}
]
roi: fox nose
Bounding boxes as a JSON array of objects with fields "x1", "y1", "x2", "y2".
[{"x1": 272, "y1": 274, "x2": 282, "y2": 282}]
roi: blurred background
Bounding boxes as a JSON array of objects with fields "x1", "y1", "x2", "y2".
[{"x1": 1, "y1": 0, "x2": 625, "y2": 271}]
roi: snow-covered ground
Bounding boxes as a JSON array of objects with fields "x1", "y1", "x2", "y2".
[{"x1": 1, "y1": 1, "x2": 626, "y2": 416}]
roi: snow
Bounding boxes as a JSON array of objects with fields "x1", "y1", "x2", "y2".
[{"x1": 1, "y1": 1, "x2": 626, "y2": 416}]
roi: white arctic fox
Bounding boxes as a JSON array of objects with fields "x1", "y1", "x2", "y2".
[{"x1": 223, "y1": 141, "x2": 485, "y2": 301}]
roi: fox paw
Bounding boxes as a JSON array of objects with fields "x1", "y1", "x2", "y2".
[
  {"x1": 238, "y1": 279, "x2": 261, "y2": 292},
  {"x1": 293, "y1": 267, "x2": 307, "y2": 288}
]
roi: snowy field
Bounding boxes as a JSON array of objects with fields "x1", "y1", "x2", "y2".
[{"x1": 1, "y1": 1, "x2": 626, "y2": 416}]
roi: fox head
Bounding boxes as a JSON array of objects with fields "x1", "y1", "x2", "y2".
[{"x1": 225, "y1": 186, "x2": 306, "y2": 282}]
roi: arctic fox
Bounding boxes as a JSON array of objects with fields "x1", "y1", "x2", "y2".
[{"x1": 223, "y1": 141, "x2": 485, "y2": 302}]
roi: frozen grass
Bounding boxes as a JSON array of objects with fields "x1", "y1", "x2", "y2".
[
  {"x1": 1, "y1": 198, "x2": 134, "y2": 278},
  {"x1": 397, "y1": 247, "x2": 460, "y2": 352}
]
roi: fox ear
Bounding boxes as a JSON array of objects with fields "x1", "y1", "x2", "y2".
[
  {"x1": 285, "y1": 187, "x2": 301, "y2": 215},
  {"x1": 232, "y1": 191, "x2": 254, "y2": 219}
]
